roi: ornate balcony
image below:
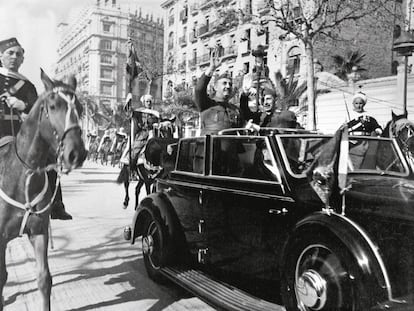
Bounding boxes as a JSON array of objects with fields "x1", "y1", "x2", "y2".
[
  {"x1": 198, "y1": 53, "x2": 210, "y2": 67},
  {"x1": 197, "y1": 24, "x2": 209, "y2": 38},
  {"x1": 222, "y1": 46, "x2": 237, "y2": 60},
  {"x1": 179, "y1": 8, "x2": 188, "y2": 22},
  {"x1": 189, "y1": 58, "x2": 197, "y2": 70},
  {"x1": 178, "y1": 61, "x2": 186, "y2": 72},
  {"x1": 190, "y1": 3, "x2": 199, "y2": 15}
]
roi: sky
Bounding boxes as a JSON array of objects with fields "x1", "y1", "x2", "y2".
[{"x1": 0, "y1": 0, "x2": 164, "y2": 91}]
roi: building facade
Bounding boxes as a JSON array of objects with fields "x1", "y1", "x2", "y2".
[
  {"x1": 160, "y1": 0, "x2": 406, "y2": 115},
  {"x1": 55, "y1": 0, "x2": 164, "y2": 132}
]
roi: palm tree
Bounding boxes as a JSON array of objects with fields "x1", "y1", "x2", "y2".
[
  {"x1": 272, "y1": 71, "x2": 308, "y2": 111},
  {"x1": 332, "y1": 51, "x2": 367, "y2": 81}
]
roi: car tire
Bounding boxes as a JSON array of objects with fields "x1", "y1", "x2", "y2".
[
  {"x1": 281, "y1": 231, "x2": 369, "y2": 311},
  {"x1": 142, "y1": 214, "x2": 171, "y2": 283}
]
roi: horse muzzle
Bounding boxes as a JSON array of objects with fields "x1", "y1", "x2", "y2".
[{"x1": 61, "y1": 129, "x2": 87, "y2": 171}]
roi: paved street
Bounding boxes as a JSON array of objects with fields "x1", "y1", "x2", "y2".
[{"x1": 3, "y1": 161, "x2": 214, "y2": 311}]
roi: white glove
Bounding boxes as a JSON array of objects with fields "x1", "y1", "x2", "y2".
[
  {"x1": 245, "y1": 119, "x2": 260, "y2": 132},
  {"x1": 7, "y1": 96, "x2": 26, "y2": 111}
]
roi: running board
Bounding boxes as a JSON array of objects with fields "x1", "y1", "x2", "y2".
[{"x1": 161, "y1": 267, "x2": 285, "y2": 311}]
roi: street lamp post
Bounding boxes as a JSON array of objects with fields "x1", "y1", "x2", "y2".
[
  {"x1": 252, "y1": 45, "x2": 267, "y2": 108},
  {"x1": 392, "y1": 30, "x2": 414, "y2": 116}
]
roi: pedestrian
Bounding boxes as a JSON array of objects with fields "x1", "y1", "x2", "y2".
[
  {"x1": 194, "y1": 45, "x2": 241, "y2": 135},
  {"x1": 0, "y1": 37, "x2": 72, "y2": 220},
  {"x1": 347, "y1": 92, "x2": 382, "y2": 136}
]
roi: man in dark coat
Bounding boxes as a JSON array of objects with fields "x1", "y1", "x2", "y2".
[
  {"x1": 195, "y1": 46, "x2": 241, "y2": 135},
  {"x1": 0, "y1": 37, "x2": 72, "y2": 220}
]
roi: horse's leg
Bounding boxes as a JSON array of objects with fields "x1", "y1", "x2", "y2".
[
  {"x1": 123, "y1": 179, "x2": 129, "y2": 208},
  {"x1": 0, "y1": 240, "x2": 7, "y2": 311},
  {"x1": 29, "y1": 233, "x2": 52, "y2": 311},
  {"x1": 135, "y1": 179, "x2": 144, "y2": 210}
]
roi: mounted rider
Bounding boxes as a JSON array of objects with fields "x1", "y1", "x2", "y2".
[
  {"x1": 121, "y1": 94, "x2": 160, "y2": 169},
  {"x1": 347, "y1": 92, "x2": 382, "y2": 136},
  {"x1": 0, "y1": 37, "x2": 72, "y2": 220},
  {"x1": 0, "y1": 38, "x2": 37, "y2": 139}
]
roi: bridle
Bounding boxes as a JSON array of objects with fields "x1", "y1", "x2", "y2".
[
  {"x1": 0, "y1": 86, "x2": 82, "y2": 236},
  {"x1": 389, "y1": 118, "x2": 414, "y2": 156}
]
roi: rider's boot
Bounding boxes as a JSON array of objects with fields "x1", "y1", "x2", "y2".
[{"x1": 50, "y1": 201, "x2": 73, "y2": 220}]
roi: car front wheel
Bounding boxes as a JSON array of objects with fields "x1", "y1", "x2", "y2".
[
  {"x1": 142, "y1": 215, "x2": 169, "y2": 283},
  {"x1": 282, "y1": 233, "x2": 369, "y2": 311}
]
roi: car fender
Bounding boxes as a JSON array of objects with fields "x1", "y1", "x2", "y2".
[
  {"x1": 130, "y1": 192, "x2": 184, "y2": 248},
  {"x1": 281, "y1": 211, "x2": 391, "y2": 303}
]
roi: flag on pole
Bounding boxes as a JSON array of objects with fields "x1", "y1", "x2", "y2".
[
  {"x1": 307, "y1": 124, "x2": 349, "y2": 209},
  {"x1": 126, "y1": 38, "x2": 142, "y2": 81}
]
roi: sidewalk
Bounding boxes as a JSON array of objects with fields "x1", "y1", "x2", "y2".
[{"x1": 4, "y1": 161, "x2": 213, "y2": 311}]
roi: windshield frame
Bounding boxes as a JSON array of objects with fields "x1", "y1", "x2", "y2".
[{"x1": 275, "y1": 134, "x2": 411, "y2": 178}]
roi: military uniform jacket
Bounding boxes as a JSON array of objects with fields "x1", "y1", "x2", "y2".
[
  {"x1": 0, "y1": 68, "x2": 37, "y2": 138},
  {"x1": 347, "y1": 110, "x2": 382, "y2": 135},
  {"x1": 195, "y1": 73, "x2": 241, "y2": 135}
]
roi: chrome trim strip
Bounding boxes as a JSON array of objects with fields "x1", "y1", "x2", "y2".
[
  {"x1": 332, "y1": 212, "x2": 393, "y2": 301},
  {"x1": 166, "y1": 179, "x2": 295, "y2": 202}
]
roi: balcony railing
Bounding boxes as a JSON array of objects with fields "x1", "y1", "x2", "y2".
[
  {"x1": 190, "y1": 3, "x2": 199, "y2": 15},
  {"x1": 200, "y1": 0, "x2": 215, "y2": 10},
  {"x1": 197, "y1": 24, "x2": 209, "y2": 38},
  {"x1": 197, "y1": 53, "x2": 210, "y2": 67},
  {"x1": 179, "y1": 35, "x2": 187, "y2": 47},
  {"x1": 222, "y1": 46, "x2": 237, "y2": 59}
]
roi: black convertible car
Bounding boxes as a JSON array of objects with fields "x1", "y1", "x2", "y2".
[{"x1": 124, "y1": 128, "x2": 414, "y2": 311}]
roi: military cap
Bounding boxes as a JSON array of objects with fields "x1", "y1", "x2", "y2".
[{"x1": 0, "y1": 37, "x2": 22, "y2": 53}]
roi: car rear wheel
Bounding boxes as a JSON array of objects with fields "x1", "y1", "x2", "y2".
[
  {"x1": 281, "y1": 233, "x2": 368, "y2": 311},
  {"x1": 142, "y1": 215, "x2": 169, "y2": 283}
]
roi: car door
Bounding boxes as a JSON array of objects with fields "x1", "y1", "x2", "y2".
[{"x1": 201, "y1": 135, "x2": 295, "y2": 281}]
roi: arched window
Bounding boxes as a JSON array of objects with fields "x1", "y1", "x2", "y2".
[
  {"x1": 168, "y1": 32, "x2": 174, "y2": 50},
  {"x1": 286, "y1": 46, "x2": 301, "y2": 76}
]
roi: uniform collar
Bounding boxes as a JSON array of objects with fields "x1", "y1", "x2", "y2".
[{"x1": 0, "y1": 67, "x2": 29, "y2": 81}]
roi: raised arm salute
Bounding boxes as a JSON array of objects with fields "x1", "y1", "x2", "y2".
[{"x1": 194, "y1": 45, "x2": 241, "y2": 135}]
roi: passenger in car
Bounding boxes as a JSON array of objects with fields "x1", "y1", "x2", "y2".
[{"x1": 194, "y1": 45, "x2": 242, "y2": 135}]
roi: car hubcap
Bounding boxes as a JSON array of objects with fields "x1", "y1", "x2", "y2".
[
  {"x1": 296, "y1": 269, "x2": 327, "y2": 310},
  {"x1": 142, "y1": 235, "x2": 154, "y2": 256}
]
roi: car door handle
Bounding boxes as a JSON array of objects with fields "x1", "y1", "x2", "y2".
[{"x1": 269, "y1": 208, "x2": 288, "y2": 215}]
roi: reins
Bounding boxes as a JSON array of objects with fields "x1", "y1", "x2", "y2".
[{"x1": 0, "y1": 87, "x2": 81, "y2": 236}]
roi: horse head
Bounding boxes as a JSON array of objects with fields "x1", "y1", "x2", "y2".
[
  {"x1": 384, "y1": 111, "x2": 414, "y2": 156},
  {"x1": 37, "y1": 69, "x2": 86, "y2": 171}
]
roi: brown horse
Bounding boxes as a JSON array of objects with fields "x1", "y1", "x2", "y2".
[{"x1": 0, "y1": 70, "x2": 86, "y2": 310}]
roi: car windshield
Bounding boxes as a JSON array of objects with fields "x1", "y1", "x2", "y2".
[{"x1": 278, "y1": 135, "x2": 409, "y2": 177}]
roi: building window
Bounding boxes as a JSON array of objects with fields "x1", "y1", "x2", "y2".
[
  {"x1": 100, "y1": 39, "x2": 112, "y2": 50},
  {"x1": 168, "y1": 32, "x2": 174, "y2": 50},
  {"x1": 243, "y1": 62, "x2": 250, "y2": 74},
  {"x1": 101, "y1": 54, "x2": 112, "y2": 64},
  {"x1": 103, "y1": 23, "x2": 111, "y2": 32},
  {"x1": 101, "y1": 68, "x2": 112, "y2": 79},
  {"x1": 286, "y1": 46, "x2": 301, "y2": 77},
  {"x1": 100, "y1": 83, "x2": 112, "y2": 95}
]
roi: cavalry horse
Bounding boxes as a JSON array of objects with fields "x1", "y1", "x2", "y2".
[
  {"x1": 382, "y1": 111, "x2": 414, "y2": 167},
  {"x1": 0, "y1": 70, "x2": 86, "y2": 310},
  {"x1": 117, "y1": 122, "x2": 178, "y2": 209}
]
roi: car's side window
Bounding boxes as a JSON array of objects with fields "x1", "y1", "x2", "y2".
[
  {"x1": 176, "y1": 138, "x2": 205, "y2": 174},
  {"x1": 212, "y1": 136, "x2": 281, "y2": 182}
]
